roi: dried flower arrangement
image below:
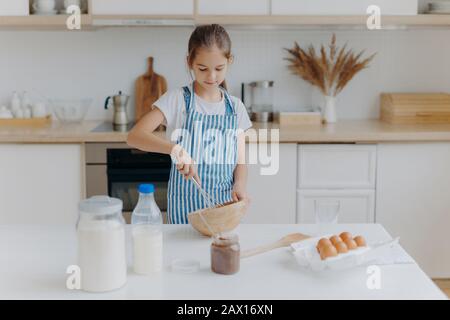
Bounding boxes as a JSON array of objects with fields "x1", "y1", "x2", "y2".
[{"x1": 284, "y1": 34, "x2": 376, "y2": 97}]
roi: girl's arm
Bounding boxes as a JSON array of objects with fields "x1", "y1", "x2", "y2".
[
  {"x1": 126, "y1": 108, "x2": 174, "y2": 154},
  {"x1": 232, "y1": 131, "x2": 249, "y2": 203},
  {"x1": 127, "y1": 108, "x2": 200, "y2": 182}
]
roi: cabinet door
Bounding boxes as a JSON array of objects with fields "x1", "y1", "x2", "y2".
[
  {"x1": 0, "y1": 0, "x2": 28, "y2": 16},
  {"x1": 376, "y1": 143, "x2": 450, "y2": 278},
  {"x1": 298, "y1": 144, "x2": 377, "y2": 189},
  {"x1": 271, "y1": 0, "x2": 418, "y2": 15},
  {"x1": 297, "y1": 189, "x2": 375, "y2": 223},
  {"x1": 0, "y1": 144, "x2": 82, "y2": 225},
  {"x1": 91, "y1": 0, "x2": 194, "y2": 15},
  {"x1": 197, "y1": 0, "x2": 270, "y2": 15},
  {"x1": 243, "y1": 143, "x2": 297, "y2": 223}
]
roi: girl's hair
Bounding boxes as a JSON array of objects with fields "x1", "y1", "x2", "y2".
[{"x1": 187, "y1": 24, "x2": 232, "y2": 90}]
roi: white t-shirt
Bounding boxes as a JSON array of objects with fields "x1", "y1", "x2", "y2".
[{"x1": 154, "y1": 87, "x2": 253, "y2": 141}]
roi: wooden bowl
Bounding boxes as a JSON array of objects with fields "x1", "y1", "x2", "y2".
[{"x1": 188, "y1": 200, "x2": 248, "y2": 237}]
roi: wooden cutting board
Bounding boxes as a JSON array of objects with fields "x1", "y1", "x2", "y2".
[
  {"x1": 380, "y1": 93, "x2": 450, "y2": 124},
  {"x1": 135, "y1": 56, "x2": 168, "y2": 127}
]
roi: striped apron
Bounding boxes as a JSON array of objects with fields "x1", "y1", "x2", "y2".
[{"x1": 167, "y1": 83, "x2": 238, "y2": 224}]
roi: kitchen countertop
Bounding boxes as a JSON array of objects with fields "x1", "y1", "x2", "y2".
[
  {"x1": 0, "y1": 223, "x2": 446, "y2": 300},
  {"x1": 2, "y1": 120, "x2": 450, "y2": 143}
]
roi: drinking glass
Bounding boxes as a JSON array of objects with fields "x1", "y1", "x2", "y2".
[{"x1": 314, "y1": 200, "x2": 340, "y2": 235}]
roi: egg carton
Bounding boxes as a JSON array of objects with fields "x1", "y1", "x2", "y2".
[{"x1": 290, "y1": 234, "x2": 400, "y2": 272}]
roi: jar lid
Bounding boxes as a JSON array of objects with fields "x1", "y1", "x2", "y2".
[
  {"x1": 78, "y1": 196, "x2": 123, "y2": 215},
  {"x1": 171, "y1": 259, "x2": 200, "y2": 273},
  {"x1": 212, "y1": 233, "x2": 239, "y2": 246}
]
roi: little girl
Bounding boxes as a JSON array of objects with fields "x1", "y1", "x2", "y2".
[{"x1": 127, "y1": 24, "x2": 252, "y2": 224}]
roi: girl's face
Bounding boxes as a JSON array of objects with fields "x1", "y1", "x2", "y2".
[{"x1": 189, "y1": 46, "x2": 231, "y2": 91}]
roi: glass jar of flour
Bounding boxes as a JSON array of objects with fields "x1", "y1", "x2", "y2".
[{"x1": 77, "y1": 196, "x2": 127, "y2": 292}]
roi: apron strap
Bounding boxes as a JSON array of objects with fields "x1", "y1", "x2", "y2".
[
  {"x1": 221, "y1": 87, "x2": 236, "y2": 115},
  {"x1": 182, "y1": 86, "x2": 192, "y2": 113},
  {"x1": 183, "y1": 84, "x2": 236, "y2": 115}
]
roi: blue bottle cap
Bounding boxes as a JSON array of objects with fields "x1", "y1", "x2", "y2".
[{"x1": 138, "y1": 184, "x2": 154, "y2": 194}]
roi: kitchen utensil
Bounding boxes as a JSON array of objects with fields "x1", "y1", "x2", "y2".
[
  {"x1": 104, "y1": 91, "x2": 130, "y2": 127},
  {"x1": 32, "y1": 0, "x2": 56, "y2": 13},
  {"x1": 241, "y1": 81, "x2": 274, "y2": 123},
  {"x1": 135, "y1": 56, "x2": 168, "y2": 129},
  {"x1": 240, "y1": 233, "x2": 311, "y2": 259},
  {"x1": 427, "y1": 1, "x2": 450, "y2": 13},
  {"x1": 50, "y1": 98, "x2": 92, "y2": 123},
  {"x1": 191, "y1": 177, "x2": 221, "y2": 209},
  {"x1": 0, "y1": 106, "x2": 13, "y2": 119},
  {"x1": 31, "y1": 102, "x2": 47, "y2": 118},
  {"x1": 188, "y1": 200, "x2": 247, "y2": 237},
  {"x1": 22, "y1": 106, "x2": 31, "y2": 118},
  {"x1": 64, "y1": 0, "x2": 80, "y2": 9},
  {"x1": 380, "y1": 93, "x2": 450, "y2": 124},
  {"x1": 190, "y1": 177, "x2": 220, "y2": 236}
]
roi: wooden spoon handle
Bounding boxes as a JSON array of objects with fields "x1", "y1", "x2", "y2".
[{"x1": 240, "y1": 241, "x2": 283, "y2": 259}]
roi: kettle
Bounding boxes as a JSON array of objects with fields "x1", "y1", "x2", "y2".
[
  {"x1": 104, "y1": 91, "x2": 130, "y2": 126},
  {"x1": 241, "y1": 81, "x2": 274, "y2": 122}
]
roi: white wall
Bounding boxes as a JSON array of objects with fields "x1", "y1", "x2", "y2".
[{"x1": 1, "y1": 26, "x2": 449, "y2": 120}]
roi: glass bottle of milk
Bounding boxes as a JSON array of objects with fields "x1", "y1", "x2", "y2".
[{"x1": 131, "y1": 184, "x2": 163, "y2": 274}]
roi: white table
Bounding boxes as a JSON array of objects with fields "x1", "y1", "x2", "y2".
[{"x1": 0, "y1": 224, "x2": 446, "y2": 300}]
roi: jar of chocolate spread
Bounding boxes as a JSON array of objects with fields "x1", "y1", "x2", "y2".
[{"x1": 211, "y1": 233, "x2": 240, "y2": 275}]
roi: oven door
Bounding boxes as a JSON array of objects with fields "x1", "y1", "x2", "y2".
[
  {"x1": 107, "y1": 149, "x2": 171, "y2": 215},
  {"x1": 107, "y1": 169, "x2": 168, "y2": 212}
]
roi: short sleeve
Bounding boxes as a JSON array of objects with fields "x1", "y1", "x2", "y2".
[
  {"x1": 153, "y1": 89, "x2": 184, "y2": 127},
  {"x1": 234, "y1": 98, "x2": 253, "y2": 131}
]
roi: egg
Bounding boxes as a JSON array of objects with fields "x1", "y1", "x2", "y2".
[
  {"x1": 344, "y1": 238, "x2": 358, "y2": 250},
  {"x1": 339, "y1": 232, "x2": 353, "y2": 241},
  {"x1": 319, "y1": 244, "x2": 338, "y2": 260},
  {"x1": 354, "y1": 236, "x2": 367, "y2": 247},
  {"x1": 334, "y1": 241, "x2": 349, "y2": 254},
  {"x1": 317, "y1": 238, "x2": 332, "y2": 251},
  {"x1": 329, "y1": 235, "x2": 342, "y2": 246}
]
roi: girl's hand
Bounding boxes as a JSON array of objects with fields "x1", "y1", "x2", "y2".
[
  {"x1": 232, "y1": 184, "x2": 250, "y2": 205},
  {"x1": 171, "y1": 145, "x2": 201, "y2": 184}
]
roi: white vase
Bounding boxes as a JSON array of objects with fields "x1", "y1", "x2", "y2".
[{"x1": 323, "y1": 95, "x2": 337, "y2": 123}]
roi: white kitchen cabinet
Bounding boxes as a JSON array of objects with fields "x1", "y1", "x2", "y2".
[
  {"x1": 271, "y1": 0, "x2": 418, "y2": 15},
  {"x1": 197, "y1": 0, "x2": 270, "y2": 15},
  {"x1": 91, "y1": 0, "x2": 194, "y2": 15},
  {"x1": 0, "y1": 144, "x2": 82, "y2": 225},
  {"x1": 376, "y1": 143, "x2": 450, "y2": 278},
  {"x1": 243, "y1": 143, "x2": 297, "y2": 224},
  {"x1": 298, "y1": 144, "x2": 377, "y2": 189},
  {"x1": 0, "y1": 0, "x2": 29, "y2": 16},
  {"x1": 297, "y1": 189, "x2": 375, "y2": 224}
]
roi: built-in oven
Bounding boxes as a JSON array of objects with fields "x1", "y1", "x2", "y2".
[{"x1": 85, "y1": 143, "x2": 171, "y2": 223}]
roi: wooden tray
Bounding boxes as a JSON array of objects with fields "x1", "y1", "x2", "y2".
[{"x1": 0, "y1": 115, "x2": 52, "y2": 126}]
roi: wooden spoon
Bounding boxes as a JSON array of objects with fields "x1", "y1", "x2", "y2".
[{"x1": 240, "y1": 233, "x2": 311, "y2": 259}]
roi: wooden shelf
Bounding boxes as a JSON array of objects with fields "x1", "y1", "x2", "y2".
[
  {"x1": 195, "y1": 14, "x2": 450, "y2": 27},
  {"x1": 91, "y1": 15, "x2": 194, "y2": 26},
  {"x1": 1, "y1": 14, "x2": 450, "y2": 30},
  {"x1": 0, "y1": 15, "x2": 93, "y2": 30}
]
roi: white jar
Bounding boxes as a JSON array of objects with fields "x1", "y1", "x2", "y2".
[{"x1": 77, "y1": 196, "x2": 127, "y2": 293}]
